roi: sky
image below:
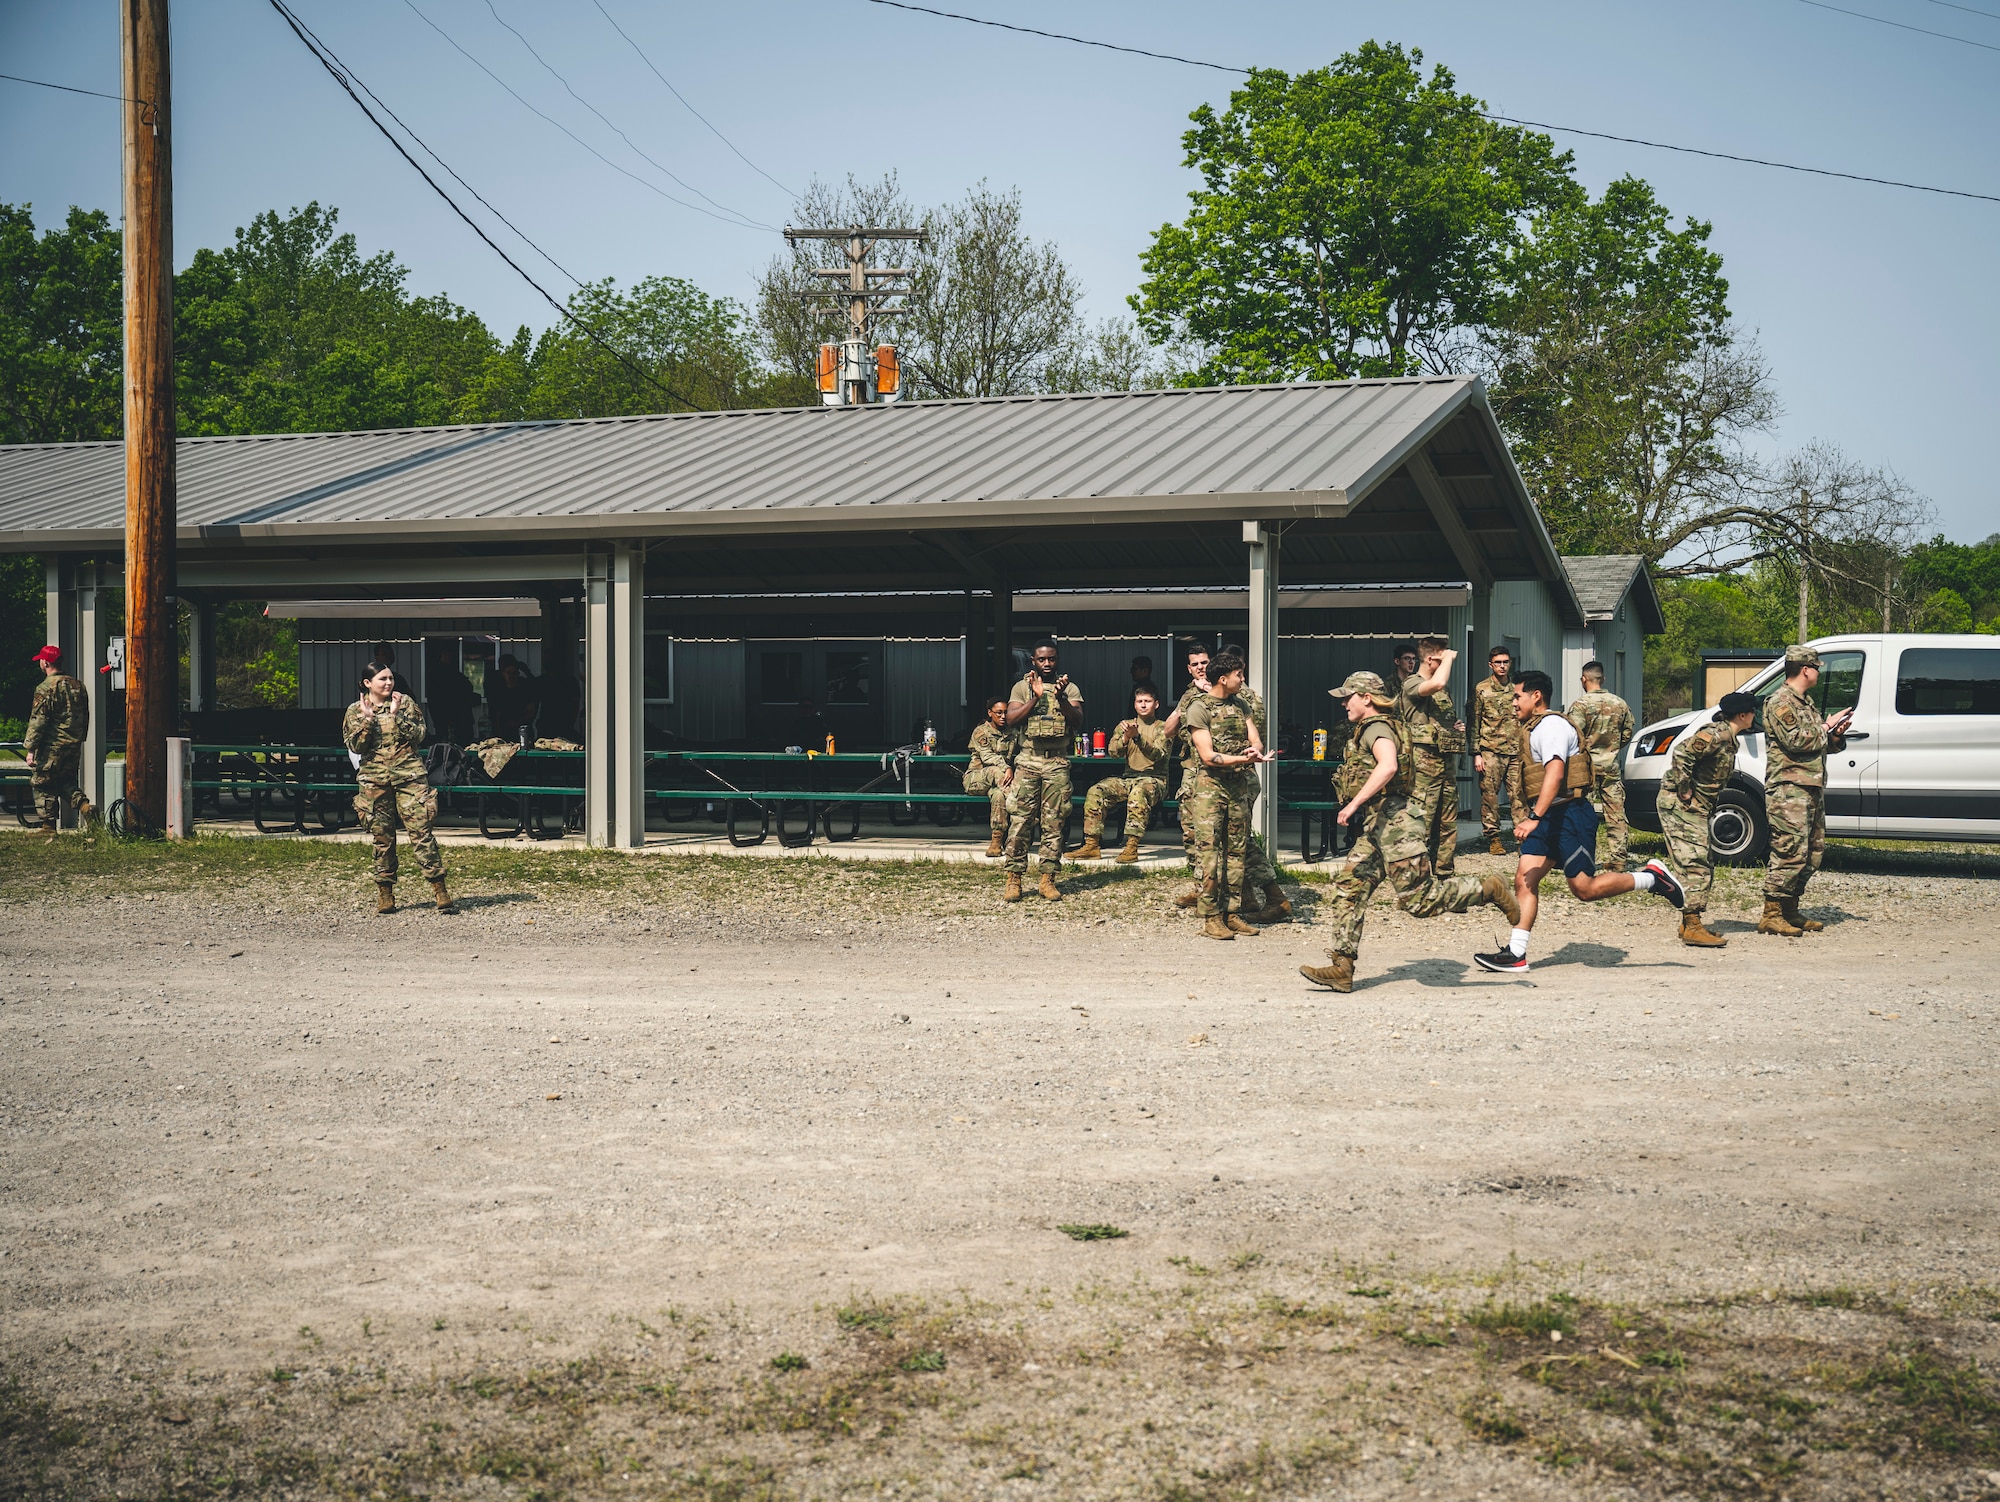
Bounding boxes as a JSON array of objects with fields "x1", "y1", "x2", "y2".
[{"x1": 3, "y1": 0, "x2": 1996, "y2": 542}]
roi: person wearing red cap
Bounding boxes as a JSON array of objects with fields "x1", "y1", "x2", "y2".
[{"x1": 24, "y1": 646, "x2": 92, "y2": 839}]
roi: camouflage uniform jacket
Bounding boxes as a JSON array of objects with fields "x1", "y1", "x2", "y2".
[
  {"x1": 1397, "y1": 675, "x2": 1464, "y2": 753},
  {"x1": 1173, "y1": 683, "x2": 1207, "y2": 771},
  {"x1": 1009, "y1": 675, "x2": 1083, "y2": 753},
  {"x1": 343, "y1": 694, "x2": 429, "y2": 785},
  {"x1": 1565, "y1": 690, "x2": 1634, "y2": 771},
  {"x1": 966, "y1": 721, "x2": 1021, "y2": 773},
  {"x1": 1471, "y1": 675, "x2": 1518, "y2": 754},
  {"x1": 1662, "y1": 720, "x2": 1738, "y2": 811},
  {"x1": 1109, "y1": 716, "x2": 1171, "y2": 778},
  {"x1": 1763, "y1": 682, "x2": 1844, "y2": 789},
  {"x1": 1184, "y1": 693, "x2": 1255, "y2": 791},
  {"x1": 24, "y1": 673, "x2": 89, "y2": 755}
]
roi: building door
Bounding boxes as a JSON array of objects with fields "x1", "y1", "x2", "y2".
[{"x1": 746, "y1": 640, "x2": 883, "y2": 750}]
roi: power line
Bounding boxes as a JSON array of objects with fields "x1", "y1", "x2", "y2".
[
  {"x1": 588, "y1": 0, "x2": 797, "y2": 200},
  {"x1": 855, "y1": 0, "x2": 2000, "y2": 206},
  {"x1": 1924, "y1": 0, "x2": 2000, "y2": 20},
  {"x1": 1795, "y1": 0, "x2": 2000, "y2": 52},
  {"x1": 0, "y1": 71, "x2": 147, "y2": 106},
  {"x1": 476, "y1": 0, "x2": 775, "y2": 228},
  {"x1": 266, "y1": 0, "x2": 709, "y2": 412},
  {"x1": 402, "y1": 0, "x2": 770, "y2": 232}
]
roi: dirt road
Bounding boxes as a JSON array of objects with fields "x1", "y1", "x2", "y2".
[{"x1": 3, "y1": 838, "x2": 1996, "y2": 1498}]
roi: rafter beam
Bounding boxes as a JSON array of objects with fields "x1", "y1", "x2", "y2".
[{"x1": 1404, "y1": 447, "x2": 1494, "y2": 592}]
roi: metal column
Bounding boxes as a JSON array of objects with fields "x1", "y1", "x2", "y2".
[
  {"x1": 187, "y1": 600, "x2": 216, "y2": 714},
  {"x1": 583, "y1": 550, "x2": 613, "y2": 847},
  {"x1": 1245, "y1": 521, "x2": 1279, "y2": 855},
  {"x1": 49, "y1": 558, "x2": 111, "y2": 823},
  {"x1": 612, "y1": 541, "x2": 646, "y2": 848}
]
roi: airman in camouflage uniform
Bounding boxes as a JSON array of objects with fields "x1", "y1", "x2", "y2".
[
  {"x1": 1300, "y1": 673, "x2": 1518, "y2": 992},
  {"x1": 1002, "y1": 642, "x2": 1083, "y2": 901},
  {"x1": 963, "y1": 695, "x2": 1021, "y2": 857},
  {"x1": 23, "y1": 646, "x2": 92, "y2": 837},
  {"x1": 1473, "y1": 648, "x2": 1525, "y2": 854},
  {"x1": 1232, "y1": 679, "x2": 1291, "y2": 921},
  {"x1": 1078, "y1": 689, "x2": 1169, "y2": 863},
  {"x1": 1660, "y1": 692, "x2": 1757, "y2": 947},
  {"x1": 1566, "y1": 664, "x2": 1636, "y2": 871},
  {"x1": 1396, "y1": 636, "x2": 1465, "y2": 882},
  {"x1": 343, "y1": 680, "x2": 453, "y2": 915},
  {"x1": 1760, "y1": 646, "x2": 1851, "y2": 937},
  {"x1": 1182, "y1": 651, "x2": 1265, "y2": 939}
]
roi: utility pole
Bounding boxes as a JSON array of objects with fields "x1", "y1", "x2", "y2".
[
  {"x1": 785, "y1": 224, "x2": 925, "y2": 405},
  {"x1": 122, "y1": 0, "x2": 176, "y2": 832}
]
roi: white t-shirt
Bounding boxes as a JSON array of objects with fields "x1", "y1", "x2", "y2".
[{"x1": 1528, "y1": 714, "x2": 1581, "y2": 769}]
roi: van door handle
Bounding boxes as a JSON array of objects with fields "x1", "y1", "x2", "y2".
[{"x1": 1842, "y1": 731, "x2": 1870, "y2": 740}]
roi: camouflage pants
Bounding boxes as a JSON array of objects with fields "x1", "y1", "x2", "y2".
[
  {"x1": 1478, "y1": 752, "x2": 1527, "y2": 838},
  {"x1": 1410, "y1": 747, "x2": 1459, "y2": 877},
  {"x1": 1659, "y1": 795, "x2": 1716, "y2": 913},
  {"x1": 1592, "y1": 762, "x2": 1630, "y2": 870},
  {"x1": 1082, "y1": 773, "x2": 1165, "y2": 836},
  {"x1": 1762, "y1": 783, "x2": 1824, "y2": 900},
  {"x1": 1004, "y1": 749, "x2": 1071, "y2": 876},
  {"x1": 1184, "y1": 769, "x2": 1253, "y2": 917},
  {"x1": 962, "y1": 763, "x2": 1012, "y2": 832},
  {"x1": 30, "y1": 745, "x2": 87, "y2": 826},
  {"x1": 357, "y1": 779, "x2": 445, "y2": 884},
  {"x1": 1323, "y1": 793, "x2": 1494, "y2": 960}
]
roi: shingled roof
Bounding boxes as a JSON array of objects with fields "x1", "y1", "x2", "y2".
[{"x1": 1560, "y1": 554, "x2": 1664, "y2": 632}]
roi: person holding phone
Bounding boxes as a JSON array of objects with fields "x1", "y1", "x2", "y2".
[
  {"x1": 1758, "y1": 645, "x2": 1853, "y2": 937},
  {"x1": 1183, "y1": 650, "x2": 1277, "y2": 939},
  {"x1": 344, "y1": 660, "x2": 454, "y2": 916}
]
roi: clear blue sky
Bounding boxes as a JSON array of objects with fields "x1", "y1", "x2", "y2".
[{"x1": 4, "y1": 0, "x2": 1995, "y2": 541}]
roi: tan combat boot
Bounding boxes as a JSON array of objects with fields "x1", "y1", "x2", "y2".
[
  {"x1": 1488, "y1": 836, "x2": 1507, "y2": 856},
  {"x1": 1299, "y1": 955, "x2": 1355, "y2": 992},
  {"x1": 1224, "y1": 913, "x2": 1261, "y2": 936},
  {"x1": 1003, "y1": 872, "x2": 1023, "y2": 903},
  {"x1": 376, "y1": 882, "x2": 397, "y2": 915},
  {"x1": 1038, "y1": 872, "x2": 1062, "y2": 902},
  {"x1": 40, "y1": 820, "x2": 58, "y2": 845},
  {"x1": 1679, "y1": 909, "x2": 1726, "y2": 946},
  {"x1": 1257, "y1": 881, "x2": 1293, "y2": 923},
  {"x1": 1074, "y1": 833, "x2": 1103, "y2": 860},
  {"x1": 983, "y1": 831, "x2": 1005, "y2": 857},
  {"x1": 1201, "y1": 916, "x2": 1235, "y2": 941},
  {"x1": 1757, "y1": 899, "x2": 1802, "y2": 937},
  {"x1": 76, "y1": 796, "x2": 95, "y2": 823},
  {"x1": 1781, "y1": 897, "x2": 1823, "y2": 932},
  {"x1": 430, "y1": 877, "x2": 456, "y2": 915},
  {"x1": 1115, "y1": 835, "x2": 1143, "y2": 863},
  {"x1": 1174, "y1": 886, "x2": 1200, "y2": 910},
  {"x1": 1480, "y1": 874, "x2": 1521, "y2": 926}
]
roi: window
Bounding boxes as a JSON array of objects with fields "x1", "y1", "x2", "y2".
[
  {"x1": 1753, "y1": 650, "x2": 1864, "y2": 727},
  {"x1": 825, "y1": 650, "x2": 872, "y2": 705},
  {"x1": 759, "y1": 650, "x2": 804, "y2": 705},
  {"x1": 1896, "y1": 647, "x2": 2000, "y2": 716}
]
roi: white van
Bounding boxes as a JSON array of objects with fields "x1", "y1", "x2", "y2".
[{"x1": 1624, "y1": 633, "x2": 2000, "y2": 862}]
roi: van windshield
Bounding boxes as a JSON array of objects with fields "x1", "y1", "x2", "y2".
[{"x1": 1752, "y1": 650, "x2": 1865, "y2": 729}]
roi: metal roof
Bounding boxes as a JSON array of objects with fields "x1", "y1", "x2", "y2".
[
  {"x1": 7, "y1": 376, "x2": 1498, "y2": 539},
  {"x1": 1559, "y1": 554, "x2": 1665, "y2": 632}
]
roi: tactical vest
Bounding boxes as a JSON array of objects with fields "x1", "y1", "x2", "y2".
[
  {"x1": 1018, "y1": 681, "x2": 1071, "y2": 742},
  {"x1": 1333, "y1": 713, "x2": 1414, "y2": 804},
  {"x1": 1518, "y1": 709, "x2": 1594, "y2": 803}
]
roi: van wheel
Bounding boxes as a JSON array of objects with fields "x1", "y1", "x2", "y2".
[{"x1": 1709, "y1": 788, "x2": 1768, "y2": 866}]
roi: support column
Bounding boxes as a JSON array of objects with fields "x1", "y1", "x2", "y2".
[
  {"x1": 57, "y1": 559, "x2": 111, "y2": 823},
  {"x1": 612, "y1": 541, "x2": 646, "y2": 848},
  {"x1": 187, "y1": 599, "x2": 216, "y2": 715},
  {"x1": 583, "y1": 549, "x2": 613, "y2": 847},
  {"x1": 1245, "y1": 520, "x2": 1279, "y2": 855},
  {"x1": 992, "y1": 579, "x2": 1014, "y2": 690}
]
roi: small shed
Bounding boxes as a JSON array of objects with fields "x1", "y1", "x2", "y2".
[{"x1": 1556, "y1": 554, "x2": 1664, "y2": 711}]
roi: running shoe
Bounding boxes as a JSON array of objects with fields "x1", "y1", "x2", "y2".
[
  {"x1": 1642, "y1": 859, "x2": 1685, "y2": 909},
  {"x1": 1472, "y1": 949, "x2": 1528, "y2": 974}
]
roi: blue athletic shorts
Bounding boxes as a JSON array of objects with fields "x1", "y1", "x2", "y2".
[{"x1": 1520, "y1": 799, "x2": 1599, "y2": 878}]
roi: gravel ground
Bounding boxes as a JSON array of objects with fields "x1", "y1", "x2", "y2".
[{"x1": 2, "y1": 834, "x2": 1997, "y2": 1500}]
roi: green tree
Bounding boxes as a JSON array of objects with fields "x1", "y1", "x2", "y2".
[
  {"x1": 522, "y1": 275, "x2": 766, "y2": 418},
  {"x1": 0, "y1": 204, "x2": 123, "y2": 444},
  {"x1": 1133, "y1": 43, "x2": 1577, "y2": 383}
]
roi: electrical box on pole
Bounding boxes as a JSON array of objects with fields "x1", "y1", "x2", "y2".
[{"x1": 785, "y1": 224, "x2": 925, "y2": 405}]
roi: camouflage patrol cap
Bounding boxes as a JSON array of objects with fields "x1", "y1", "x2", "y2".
[
  {"x1": 1330, "y1": 670, "x2": 1395, "y2": 705},
  {"x1": 1784, "y1": 645, "x2": 1823, "y2": 669}
]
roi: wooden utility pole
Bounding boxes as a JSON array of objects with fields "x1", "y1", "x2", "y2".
[{"x1": 122, "y1": 0, "x2": 176, "y2": 831}]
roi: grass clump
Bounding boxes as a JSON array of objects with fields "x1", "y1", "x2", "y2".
[
  {"x1": 1854, "y1": 1347, "x2": 2000, "y2": 1459},
  {"x1": 768, "y1": 1353, "x2": 808, "y2": 1373},
  {"x1": 1056, "y1": 1224, "x2": 1127, "y2": 1242},
  {"x1": 898, "y1": 1350, "x2": 946, "y2": 1373},
  {"x1": 1466, "y1": 1297, "x2": 1578, "y2": 1339}
]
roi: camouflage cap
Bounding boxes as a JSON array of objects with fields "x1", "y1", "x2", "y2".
[
  {"x1": 1330, "y1": 670, "x2": 1395, "y2": 704},
  {"x1": 1784, "y1": 645, "x2": 1823, "y2": 669}
]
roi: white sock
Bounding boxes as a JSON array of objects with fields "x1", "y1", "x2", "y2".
[
  {"x1": 1631, "y1": 870, "x2": 1655, "y2": 892},
  {"x1": 1508, "y1": 928, "x2": 1530, "y2": 958}
]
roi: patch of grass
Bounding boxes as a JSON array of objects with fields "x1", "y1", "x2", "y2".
[
  {"x1": 834, "y1": 1304, "x2": 897, "y2": 1337},
  {"x1": 1227, "y1": 1250, "x2": 1263, "y2": 1271},
  {"x1": 1461, "y1": 1399, "x2": 1529, "y2": 1444},
  {"x1": 1056, "y1": 1224, "x2": 1127, "y2": 1242},
  {"x1": 1854, "y1": 1347, "x2": 2000, "y2": 1459},
  {"x1": 267, "y1": 1368, "x2": 295, "y2": 1384},
  {"x1": 1399, "y1": 1329, "x2": 1447, "y2": 1348},
  {"x1": 1166, "y1": 1256, "x2": 1211, "y2": 1276},
  {"x1": 898, "y1": 1350, "x2": 946, "y2": 1373},
  {"x1": 1791, "y1": 1286, "x2": 1865, "y2": 1309},
  {"x1": 768, "y1": 1353, "x2": 808, "y2": 1372},
  {"x1": 1347, "y1": 1286, "x2": 1392, "y2": 1299},
  {"x1": 1465, "y1": 1298, "x2": 1578, "y2": 1339}
]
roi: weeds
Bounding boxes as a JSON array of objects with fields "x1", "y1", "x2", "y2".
[{"x1": 1055, "y1": 1224, "x2": 1127, "y2": 1242}]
